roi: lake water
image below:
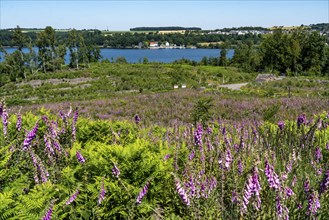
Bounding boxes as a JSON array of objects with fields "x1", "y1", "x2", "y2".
[{"x1": 0, "y1": 48, "x2": 234, "y2": 63}]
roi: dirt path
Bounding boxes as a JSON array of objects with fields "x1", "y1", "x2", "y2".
[{"x1": 219, "y1": 83, "x2": 248, "y2": 90}]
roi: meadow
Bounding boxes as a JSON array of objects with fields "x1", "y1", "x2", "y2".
[{"x1": 1, "y1": 62, "x2": 329, "y2": 219}]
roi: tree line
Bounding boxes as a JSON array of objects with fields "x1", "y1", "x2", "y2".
[
  {"x1": 0, "y1": 27, "x2": 262, "y2": 49},
  {"x1": 0, "y1": 26, "x2": 101, "y2": 84},
  {"x1": 129, "y1": 26, "x2": 202, "y2": 31},
  {"x1": 177, "y1": 28, "x2": 329, "y2": 76},
  {"x1": 0, "y1": 26, "x2": 328, "y2": 85}
]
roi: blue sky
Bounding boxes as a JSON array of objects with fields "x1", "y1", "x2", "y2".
[{"x1": 1, "y1": 0, "x2": 328, "y2": 30}]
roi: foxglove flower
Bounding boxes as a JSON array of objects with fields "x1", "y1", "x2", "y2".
[
  {"x1": 16, "y1": 113, "x2": 22, "y2": 131},
  {"x1": 136, "y1": 182, "x2": 150, "y2": 204},
  {"x1": 304, "y1": 178, "x2": 310, "y2": 192},
  {"x1": 242, "y1": 167, "x2": 261, "y2": 213},
  {"x1": 232, "y1": 191, "x2": 239, "y2": 204},
  {"x1": 175, "y1": 178, "x2": 190, "y2": 206},
  {"x1": 23, "y1": 122, "x2": 39, "y2": 150},
  {"x1": 285, "y1": 187, "x2": 294, "y2": 198},
  {"x1": 2, "y1": 109, "x2": 8, "y2": 136},
  {"x1": 285, "y1": 160, "x2": 293, "y2": 174},
  {"x1": 225, "y1": 148, "x2": 233, "y2": 169},
  {"x1": 188, "y1": 150, "x2": 195, "y2": 161},
  {"x1": 276, "y1": 195, "x2": 283, "y2": 218},
  {"x1": 238, "y1": 160, "x2": 243, "y2": 175},
  {"x1": 209, "y1": 176, "x2": 217, "y2": 192},
  {"x1": 206, "y1": 126, "x2": 212, "y2": 134},
  {"x1": 67, "y1": 105, "x2": 73, "y2": 117},
  {"x1": 66, "y1": 190, "x2": 79, "y2": 205},
  {"x1": 314, "y1": 147, "x2": 322, "y2": 161},
  {"x1": 76, "y1": 151, "x2": 85, "y2": 163},
  {"x1": 265, "y1": 160, "x2": 281, "y2": 190},
  {"x1": 98, "y1": 178, "x2": 106, "y2": 205},
  {"x1": 222, "y1": 127, "x2": 226, "y2": 135},
  {"x1": 72, "y1": 108, "x2": 78, "y2": 141},
  {"x1": 278, "y1": 121, "x2": 285, "y2": 130},
  {"x1": 292, "y1": 175, "x2": 297, "y2": 187},
  {"x1": 42, "y1": 203, "x2": 53, "y2": 220},
  {"x1": 53, "y1": 141, "x2": 62, "y2": 153},
  {"x1": 187, "y1": 176, "x2": 196, "y2": 197},
  {"x1": 59, "y1": 110, "x2": 67, "y2": 125},
  {"x1": 320, "y1": 170, "x2": 329, "y2": 193},
  {"x1": 134, "y1": 114, "x2": 140, "y2": 124},
  {"x1": 112, "y1": 164, "x2": 120, "y2": 178},
  {"x1": 297, "y1": 114, "x2": 306, "y2": 128},
  {"x1": 194, "y1": 123, "x2": 203, "y2": 147},
  {"x1": 308, "y1": 191, "x2": 320, "y2": 215},
  {"x1": 34, "y1": 173, "x2": 39, "y2": 184},
  {"x1": 164, "y1": 154, "x2": 170, "y2": 160},
  {"x1": 44, "y1": 135, "x2": 54, "y2": 156},
  {"x1": 50, "y1": 120, "x2": 59, "y2": 138}
]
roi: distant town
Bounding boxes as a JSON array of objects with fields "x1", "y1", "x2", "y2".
[{"x1": 0, "y1": 23, "x2": 328, "y2": 49}]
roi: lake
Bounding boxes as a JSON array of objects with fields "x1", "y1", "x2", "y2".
[{"x1": 0, "y1": 48, "x2": 234, "y2": 64}]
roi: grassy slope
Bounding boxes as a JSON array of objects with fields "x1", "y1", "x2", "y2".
[{"x1": 0, "y1": 62, "x2": 256, "y2": 106}]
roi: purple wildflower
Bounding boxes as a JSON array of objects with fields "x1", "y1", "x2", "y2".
[
  {"x1": 66, "y1": 190, "x2": 79, "y2": 205},
  {"x1": 278, "y1": 121, "x2": 285, "y2": 130},
  {"x1": 232, "y1": 191, "x2": 239, "y2": 204},
  {"x1": 238, "y1": 160, "x2": 243, "y2": 175},
  {"x1": 206, "y1": 126, "x2": 212, "y2": 134},
  {"x1": 98, "y1": 178, "x2": 106, "y2": 205},
  {"x1": 188, "y1": 150, "x2": 195, "y2": 161},
  {"x1": 315, "y1": 147, "x2": 322, "y2": 161},
  {"x1": 16, "y1": 113, "x2": 22, "y2": 132},
  {"x1": 297, "y1": 114, "x2": 306, "y2": 128},
  {"x1": 187, "y1": 176, "x2": 196, "y2": 197},
  {"x1": 72, "y1": 108, "x2": 78, "y2": 141},
  {"x1": 42, "y1": 203, "x2": 53, "y2": 220},
  {"x1": 225, "y1": 148, "x2": 233, "y2": 169},
  {"x1": 194, "y1": 123, "x2": 203, "y2": 147},
  {"x1": 308, "y1": 191, "x2": 320, "y2": 215},
  {"x1": 264, "y1": 160, "x2": 281, "y2": 190},
  {"x1": 304, "y1": 178, "x2": 310, "y2": 193},
  {"x1": 67, "y1": 105, "x2": 72, "y2": 117},
  {"x1": 297, "y1": 203, "x2": 303, "y2": 209},
  {"x1": 292, "y1": 175, "x2": 297, "y2": 187},
  {"x1": 285, "y1": 187, "x2": 294, "y2": 198},
  {"x1": 209, "y1": 176, "x2": 217, "y2": 192},
  {"x1": 34, "y1": 173, "x2": 39, "y2": 184},
  {"x1": 23, "y1": 122, "x2": 39, "y2": 150},
  {"x1": 50, "y1": 120, "x2": 59, "y2": 138},
  {"x1": 175, "y1": 178, "x2": 190, "y2": 206},
  {"x1": 59, "y1": 110, "x2": 67, "y2": 124},
  {"x1": 285, "y1": 160, "x2": 293, "y2": 174},
  {"x1": 320, "y1": 170, "x2": 329, "y2": 193},
  {"x1": 136, "y1": 182, "x2": 150, "y2": 204},
  {"x1": 242, "y1": 167, "x2": 261, "y2": 213},
  {"x1": 164, "y1": 154, "x2": 171, "y2": 160},
  {"x1": 276, "y1": 195, "x2": 283, "y2": 218},
  {"x1": 44, "y1": 135, "x2": 54, "y2": 156},
  {"x1": 112, "y1": 164, "x2": 120, "y2": 178},
  {"x1": 76, "y1": 151, "x2": 85, "y2": 163},
  {"x1": 134, "y1": 114, "x2": 140, "y2": 124},
  {"x1": 222, "y1": 127, "x2": 226, "y2": 135},
  {"x1": 2, "y1": 109, "x2": 8, "y2": 136}
]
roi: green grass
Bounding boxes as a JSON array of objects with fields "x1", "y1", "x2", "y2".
[{"x1": 0, "y1": 63, "x2": 256, "y2": 106}]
